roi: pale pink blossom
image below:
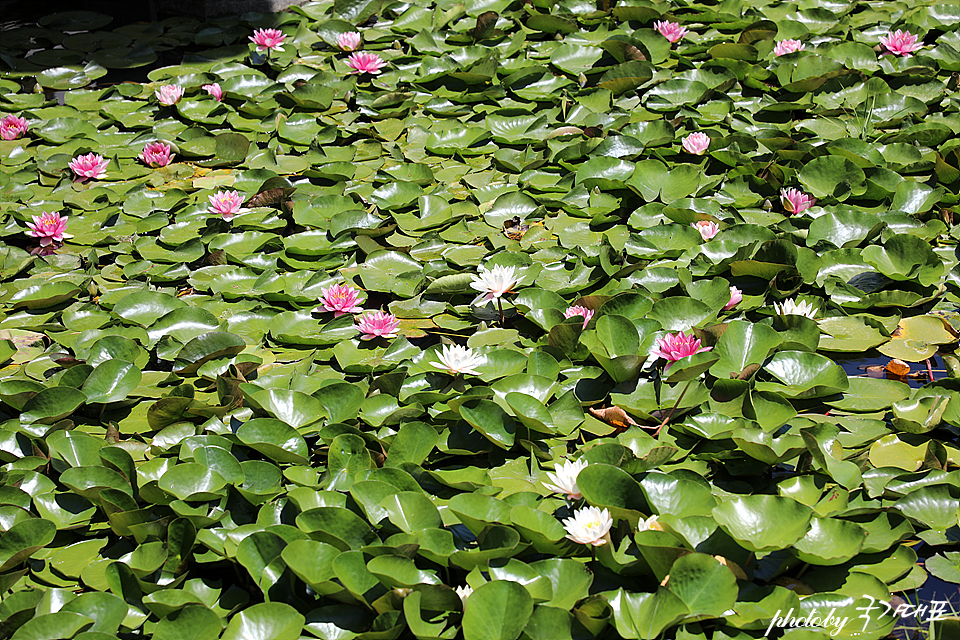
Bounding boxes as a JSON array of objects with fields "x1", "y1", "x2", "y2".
[
  {"x1": 470, "y1": 265, "x2": 517, "y2": 305},
  {"x1": 346, "y1": 52, "x2": 387, "y2": 75},
  {"x1": 543, "y1": 459, "x2": 588, "y2": 500},
  {"x1": 155, "y1": 85, "x2": 184, "y2": 106},
  {"x1": 319, "y1": 283, "x2": 364, "y2": 316},
  {"x1": 652, "y1": 331, "x2": 712, "y2": 372},
  {"x1": 724, "y1": 286, "x2": 742, "y2": 311},
  {"x1": 654, "y1": 21, "x2": 688, "y2": 44},
  {"x1": 68, "y1": 153, "x2": 109, "y2": 182},
  {"x1": 692, "y1": 220, "x2": 719, "y2": 241},
  {"x1": 207, "y1": 190, "x2": 246, "y2": 221},
  {"x1": 250, "y1": 28, "x2": 286, "y2": 53},
  {"x1": 879, "y1": 30, "x2": 923, "y2": 57},
  {"x1": 0, "y1": 114, "x2": 28, "y2": 140},
  {"x1": 682, "y1": 132, "x2": 710, "y2": 155},
  {"x1": 140, "y1": 141, "x2": 174, "y2": 168},
  {"x1": 203, "y1": 83, "x2": 223, "y2": 101},
  {"x1": 26, "y1": 211, "x2": 68, "y2": 247},
  {"x1": 430, "y1": 344, "x2": 484, "y2": 376},
  {"x1": 774, "y1": 40, "x2": 805, "y2": 56},
  {"x1": 357, "y1": 311, "x2": 400, "y2": 340},
  {"x1": 337, "y1": 32, "x2": 361, "y2": 52},
  {"x1": 564, "y1": 305, "x2": 594, "y2": 329},
  {"x1": 781, "y1": 188, "x2": 816, "y2": 215},
  {"x1": 562, "y1": 506, "x2": 613, "y2": 546}
]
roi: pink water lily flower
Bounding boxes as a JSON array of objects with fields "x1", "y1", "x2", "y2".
[
  {"x1": 346, "y1": 52, "x2": 387, "y2": 75},
  {"x1": 337, "y1": 31, "x2": 361, "y2": 52},
  {"x1": 724, "y1": 286, "x2": 742, "y2": 311},
  {"x1": 1, "y1": 114, "x2": 28, "y2": 140},
  {"x1": 203, "y1": 83, "x2": 223, "y2": 101},
  {"x1": 692, "y1": 220, "x2": 719, "y2": 241},
  {"x1": 140, "y1": 141, "x2": 174, "y2": 168},
  {"x1": 319, "y1": 283, "x2": 364, "y2": 316},
  {"x1": 26, "y1": 211, "x2": 68, "y2": 246},
  {"x1": 654, "y1": 20, "x2": 688, "y2": 44},
  {"x1": 781, "y1": 188, "x2": 816, "y2": 215},
  {"x1": 564, "y1": 305, "x2": 594, "y2": 329},
  {"x1": 357, "y1": 311, "x2": 400, "y2": 340},
  {"x1": 682, "y1": 132, "x2": 710, "y2": 155},
  {"x1": 652, "y1": 331, "x2": 712, "y2": 372},
  {"x1": 69, "y1": 153, "x2": 109, "y2": 182},
  {"x1": 208, "y1": 190, "x2": 246, "y2": 221},
  {"x1": 879, "y1": 30, "x2": 923, "y2": 57},
  {"x1": 250, "y1": 28, "x2": 286, "y2": 52},
  {"x1": 155, "y1": 84, "x2": 184, "y2": 106},
  {"x1": 774, "y1": 40, "x2": 805, "y2": 56}
]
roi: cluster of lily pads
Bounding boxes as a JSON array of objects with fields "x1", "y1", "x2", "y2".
[{"x1": 1, "y1": 1, "x2": 960, "y2": 639}]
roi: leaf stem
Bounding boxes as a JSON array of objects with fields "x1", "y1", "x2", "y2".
[{"x1": 655, "y1": 380, "x2": 692, "y2": 435}]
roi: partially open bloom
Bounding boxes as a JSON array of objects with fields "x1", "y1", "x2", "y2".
[
  {"x1": 724, "y1": 286, "x2": 743, "y2": 311},
  {"x1": 563, "y1": 506, "x2": 613, "y2": 546},
  {"x1": 692, "y1": 220, "x2": 719, "y2": 241},
  {"x1": 155, "y1": 85, "x2": 184, "y2": 106},
  {"x1": 564, "y1": 305, "x2": 594, "y2": 329},
  {"x1": 203, "y1": 83, "x2": 223, "y2": 101},
  {"x1": 69, "y1": 153, "x2": 109, "y2": 181},
  {"x1": 774, "y1": 40, "x2": 805, "y2": 56},
  {"x1": 654, "y1": 20, "x2": 688, "y2": 44},
  {"x1": 250, "y1": 28, "x2": 286, "y2": 52},
  {"x1": 357, "y1": 311, "x2": 400, "y2": 340},
  {"x1": 543, "y1": 458, "x2": 588, "y2": 500},
  {"x1": 140, "y1": 141, "x2": 174, "y2": 168},
  {"x1": 319, "y1": 283, "x2": 364, "y2": 316},
  {"x1": 879, "y1": 30, "x2": 923, "y2": 57},
  {"x1": 455, "y1": 585, "x2": 473, "y2": 601},
  {"x1": 1, "y1": 114, "x2": 28, "y2": 140},
  {"x1": 470, "y1": 264, "x2": 518, "y2": 305},
  {"x1": 337, "y1": 31, "x2": 361, "y2": 52},
  {"x1": 346, "y1": 52, "x2": 387, "y2": 75},
  {"x1": 208, "y1": 190, "x2": 246, "y2": 221},
  {"x1": 26, "y1": 211, "x2": 68, "y2": 246},
  {"x1": 780, "y1": 188, "x2": 816, "y2": 215},
  {"x1": 430, "y1": 344, "x2": 483, "y2": 376},
  {"x1": 652, "y1": 331, "x2": 712, "y2": 372},
  {"x1": 774, "y1": 298, "x2": 817, "y2": 319},
  {"x1": 682, "y1": 132, "x2": 710, "y2": 155},
  {"x1": 637, "y1": 515, "x2": 664, "y2": 533}
]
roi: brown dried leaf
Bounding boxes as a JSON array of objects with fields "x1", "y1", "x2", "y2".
[
  {"x1": 624, "y1": 45, "x2": 647, "y2": 62},
  {"x1": 471, "y1": 11, "x2": 499, "y2": 41},
  {"x1": 205, "y1": 250, "x2": 226, "y2": 266},
  {"x1": 589, "y1": 406, "x2": 641, "y2": 430},
  {"x1": 732, "y1": 363, "x2": 761, "y2": 380},
  {"x1": 885, "y1": 359, "x2": 910, "y2": 376},
  {"x1": 245, "y1": 187, "x2": 295, "y2": 208}
]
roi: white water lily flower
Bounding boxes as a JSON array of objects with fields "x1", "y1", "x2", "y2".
[
  {"x1": 543, "y1": 458, "x2": 588, "y2": 500},
  {"x1": 470, "y1": 264, "x2": 518, "y2": 304},
  {"x1": 562, "y1": 506, "x2": 613, "y2": 546},
  {"x1": 430, "y1": 344, "x2": 484, "y2": 376},
  {"x1": 774, "y1": 298, "x2": 817, "y2": 319},
  {"x1": 455, "y1": 585, "x2": 473, "y2": 601},
  {"x1": 637, "y1": 515, "x2": 663, "y2": 532}
]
